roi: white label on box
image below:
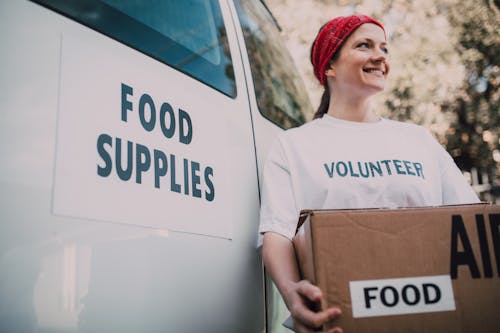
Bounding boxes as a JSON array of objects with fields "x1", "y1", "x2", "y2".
[{"x1": 350, "y1": 275, "x2": 456, "y2": 318}]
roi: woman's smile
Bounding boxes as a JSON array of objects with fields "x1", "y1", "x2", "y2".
[{"x1": 362, "y1": 67, "x2": 385, "y2": 76}]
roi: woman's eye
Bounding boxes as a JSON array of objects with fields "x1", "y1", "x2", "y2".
[
  {"x1": 357, "y1": 42, "x2": 369, "y2": 48},
  {"x1": 381, "y1": 47, "x2": 389, "y2": 54}
]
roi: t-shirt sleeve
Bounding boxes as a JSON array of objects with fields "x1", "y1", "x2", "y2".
[
  {"x1": 426, "y1": 130, "x2": 480, "y2": 204},
  {"x1": 258, "y1": 136, "x2": 300, "y2": 241}
]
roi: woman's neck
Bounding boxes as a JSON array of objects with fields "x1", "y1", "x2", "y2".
[{"x1": 326, "y1": 96, "x2": 379, "y2": 122}]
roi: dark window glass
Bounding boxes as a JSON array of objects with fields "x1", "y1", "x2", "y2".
[
  {"x1": 32, "y1": 0, "x2": 236, "y2": 97},
  {"x1": 234, "y1": 0, "x2": 311, "y2": 129}
]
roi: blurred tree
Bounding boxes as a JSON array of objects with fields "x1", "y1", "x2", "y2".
[
  {"x1": 374, "y1": 0, "x2": 464, "y2": 131},
  {"x1": 444, "y1": 0, "x2": 499, "y2": 189}
]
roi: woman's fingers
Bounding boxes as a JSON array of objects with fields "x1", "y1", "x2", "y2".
[
  {"x1": 290, "y1": 280, "x2": 342, "y2": 330},
  {"x1": 296, "y1": 280, "x2": 323, "y2": 302},
  {"x1": 297, "y1": 280, "x2": 323, "y2": 302},
  {"x1": 291, "y1": 304, "x2": 341, "y2": 330}
]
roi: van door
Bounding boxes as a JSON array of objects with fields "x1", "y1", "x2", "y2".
[
  {"x1": 0, "y1": 1, "x2": 264, "y2": 332},
  {"x1": 229, "y1": 0, "x2": 313, "y2": 332}
]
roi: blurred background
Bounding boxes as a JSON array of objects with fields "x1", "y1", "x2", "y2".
[{"x1": 264, "y1": 0, "x2": 499, "y2": 202}]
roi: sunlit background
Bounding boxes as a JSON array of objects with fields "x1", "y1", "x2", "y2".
[{"x1": 265, "y1": 0, "x2": 499, "y2": 202}]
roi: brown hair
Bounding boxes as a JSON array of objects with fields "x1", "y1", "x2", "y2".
[{"x1": 310, "y1": 46, "x2": 343, "y2": 119}]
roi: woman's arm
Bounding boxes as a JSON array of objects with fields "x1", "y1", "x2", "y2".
[{"x1": 263, "y1": 232, "x2": 343, "y2": 333}]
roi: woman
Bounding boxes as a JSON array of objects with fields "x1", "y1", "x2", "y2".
[{"x1": 259, "y1": 14, "x2": 479, "y2": 333}]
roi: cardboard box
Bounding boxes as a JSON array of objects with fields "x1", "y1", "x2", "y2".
[{"x1": 293, "y1": 204, "x2": 500, "y2": 333}]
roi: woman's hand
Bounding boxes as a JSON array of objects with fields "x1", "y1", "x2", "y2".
[
  {"x1": 262, "y1": 232, "x2": 343, "y2": 333},
  {"x1": 285, "y1": 280, "x2": 342, "y2": 333}
]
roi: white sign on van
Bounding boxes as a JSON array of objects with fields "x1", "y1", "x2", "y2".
[
  {"x1": 53, "y1": 34, "x2": 232, "y2": 238},
  {"x1": 349, "y1": 275, "x2": 456, "y2": 318}
]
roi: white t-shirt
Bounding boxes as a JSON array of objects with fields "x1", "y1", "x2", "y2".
[{"x1": 259, "y1": 115, "x2": 480, "y2": 240}]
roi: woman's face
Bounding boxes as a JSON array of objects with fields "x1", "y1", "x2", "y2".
[{"x1": 328, "y1": 23, "x2": 389, "y2": 96}]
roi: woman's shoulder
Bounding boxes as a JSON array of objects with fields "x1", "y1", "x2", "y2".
[
  {"x1": 382, "y1": 118, "x2": 423, "y2": 129},
  {"x1": 280, "y1": 117, "x2": 434, "y2": 142},
  {"x1": 279, "y1": 118, "x2": 323, "y2": 140},
  {"x1": 382, "y1": 118, "x2": 431, "y2": 136},
  {"x1": 383, "y1": 119, "x2": 445, "y2": 155}
]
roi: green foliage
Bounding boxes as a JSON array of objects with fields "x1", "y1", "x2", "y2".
[
  {"x1": 444, "y1": 0, "x2": 499, "y2": 182},
  {"x1": 376, "y1": 0, "x2": 499, "y2": 191}
]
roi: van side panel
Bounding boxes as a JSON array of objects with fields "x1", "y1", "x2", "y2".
[{"x1": 0, "y1": 1, "x2": 264, "y2": 332}]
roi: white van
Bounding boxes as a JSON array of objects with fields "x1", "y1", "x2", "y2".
[{"x1": 0, "y1": 0, "x2": 312, "y2": 332}]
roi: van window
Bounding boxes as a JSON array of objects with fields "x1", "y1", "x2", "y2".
[
  {"x1": 234, "y1": 0, "x2": 311, "y2": 129},
  {"x1": 32, "y1": 0, "x2": 236, "y2": 97}
]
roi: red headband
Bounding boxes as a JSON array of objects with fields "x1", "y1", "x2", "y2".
[{"x1": 311, "y1": 14, "x2": 385, "y2": 86}]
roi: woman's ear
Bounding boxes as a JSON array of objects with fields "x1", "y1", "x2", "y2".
[{"x1": 325, "y1": 67, "x2": 336, "y2": 78}]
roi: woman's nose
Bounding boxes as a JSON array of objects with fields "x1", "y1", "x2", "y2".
[{"x1": 372, "y1": 48, "x2": 387, "y2": 61}]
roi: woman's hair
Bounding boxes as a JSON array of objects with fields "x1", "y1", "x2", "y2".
[
  {"x1": 311, "y1": 22, "x2": 331, "y2": 119},
  {"x1": 313, "y1": 88, "x2": 331, "y2": 120},
  {"x1": 310, "y1": 33, "x2": 345, "y2": 119},
  {"x1": 311, "y1": 47, "x2": 342, "y2": 119},
  {"x1": 310, "y1": 14, "x2": 385, "y2": 119}
]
